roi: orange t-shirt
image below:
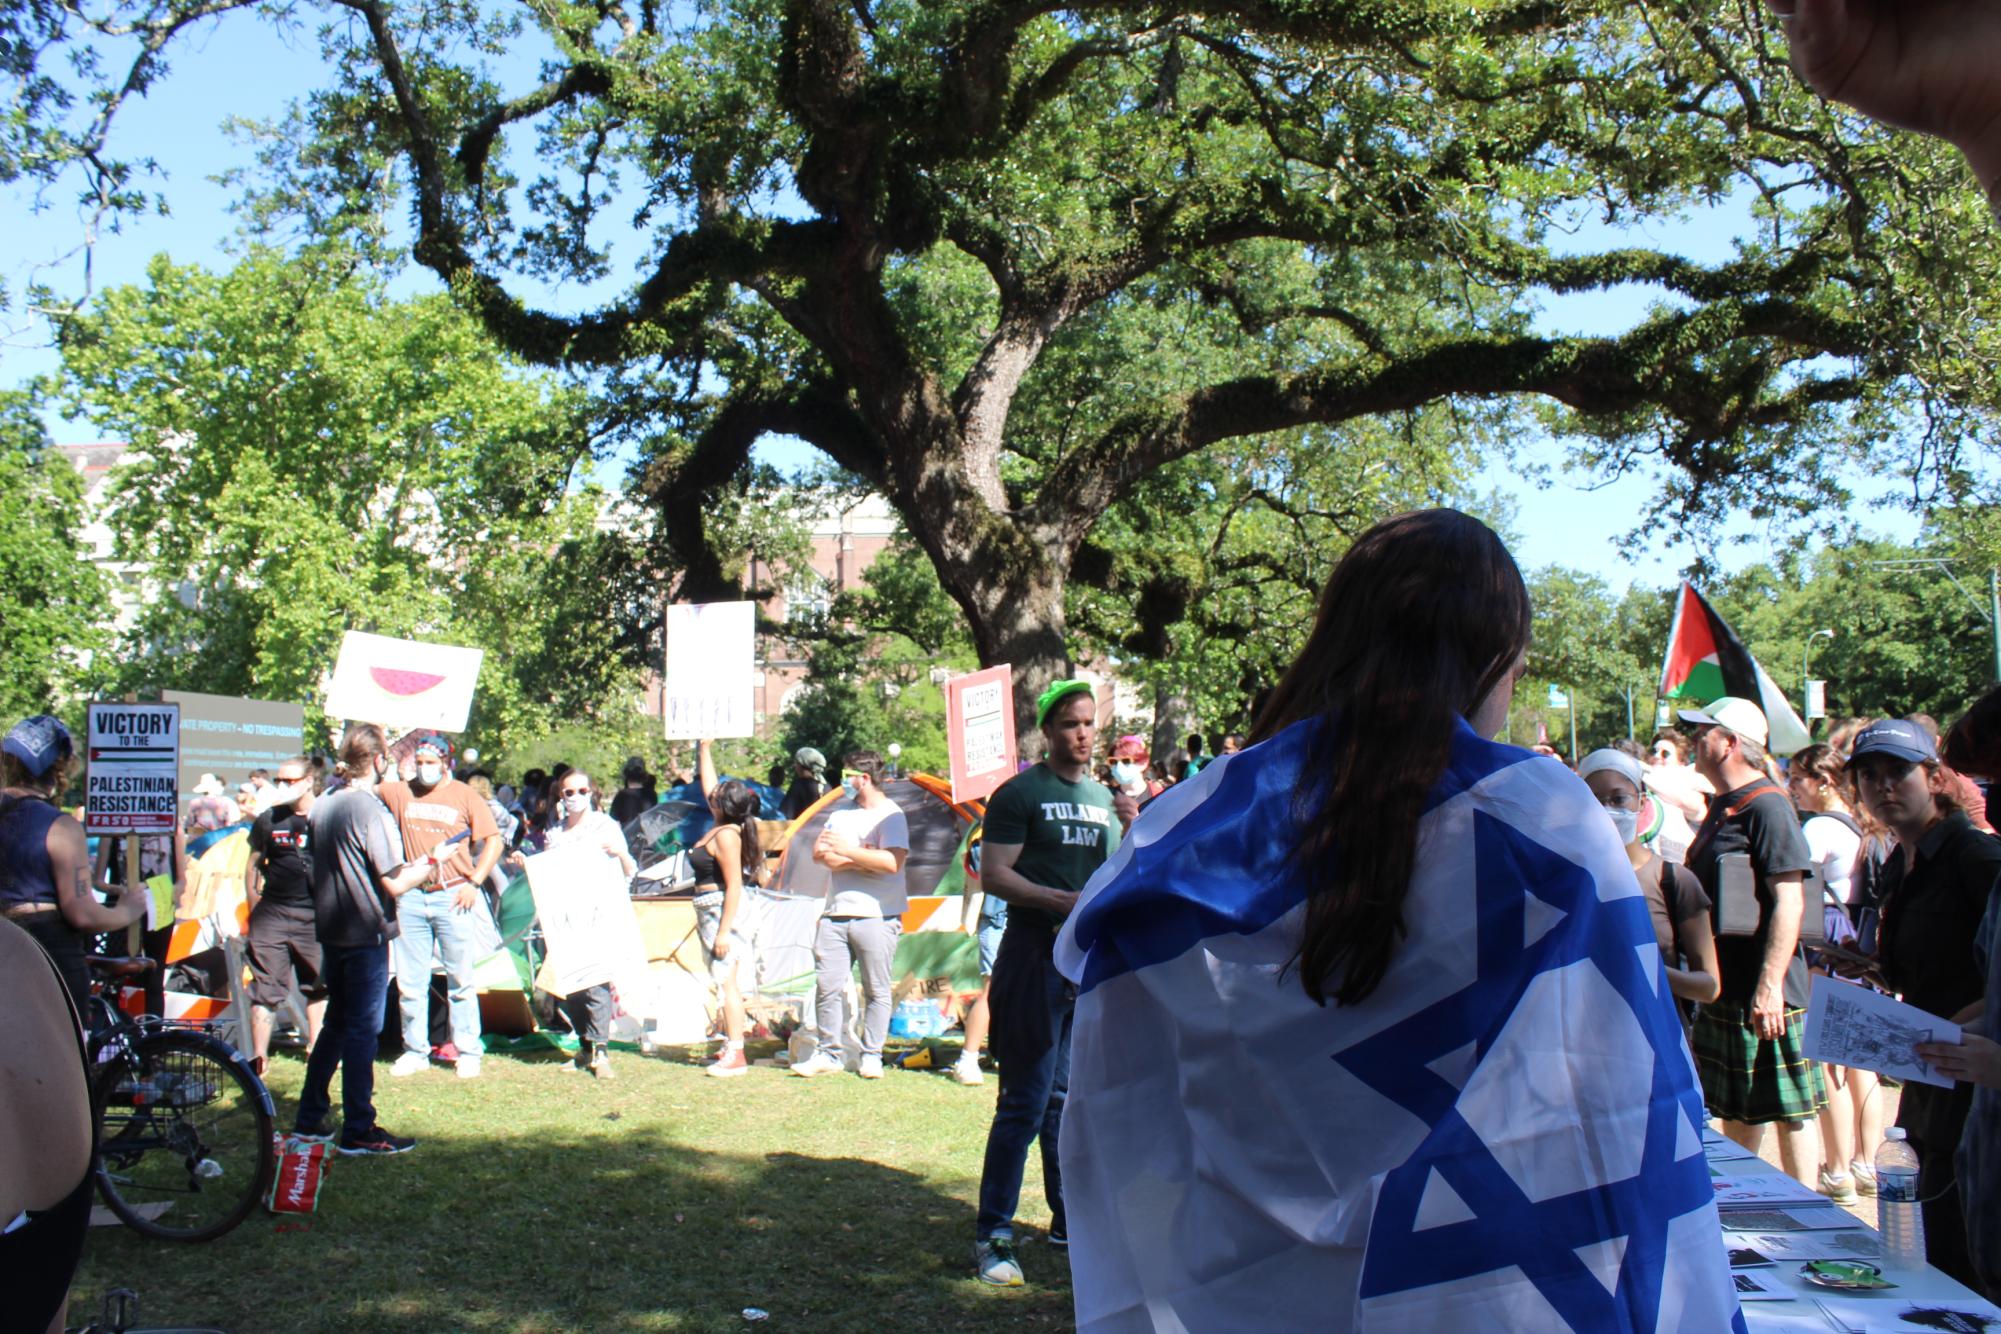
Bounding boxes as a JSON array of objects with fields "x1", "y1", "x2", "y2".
[{"x1": 377, "y1": 779, "x2": 499, "y2": 885}]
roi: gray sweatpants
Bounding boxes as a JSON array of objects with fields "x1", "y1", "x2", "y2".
[{"x1": 814, "y1": 915, "x2": 903, "y2": 1062}]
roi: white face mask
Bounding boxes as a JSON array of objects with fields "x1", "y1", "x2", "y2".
[
  {"x1": 415, "y1": 762, "x2": 444, "y2": 786},
  {"x1": 1110, "y1": 761, "x2": 1142, "y2": 787},
  {"x1": 1606, "y1": 807, "x2": 1639, "y2": 846},
  {"x1": 563, "y1": 793, "x2": 590, "y2": 816},
  {"x1": 270, "y1": 779, "x2": 310, "y2": 808}
]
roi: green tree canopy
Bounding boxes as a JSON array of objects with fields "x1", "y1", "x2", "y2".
[
  {"x1": 52, "y1": 245, "x2": 635, "y2": 753},
  {"x1": 0, "y1": 390, "x2": 106, "y2": 721},
  {"x1": 12, "y1": 1, "x2": 2001, "y2": 747}
]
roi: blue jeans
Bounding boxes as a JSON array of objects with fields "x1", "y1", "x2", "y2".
[
  {"x1": 297, "y1": 943, "x2": 390, "y2": 1133},
  {"x1": 975, "y1": 930, "x2": 1073, "y2": 1241},
  {"x1": 392, "y1": 889, "x2": 482, "y2": 1055}
]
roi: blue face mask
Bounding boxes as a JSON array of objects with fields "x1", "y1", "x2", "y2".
[
  {"x1": 1111, "y1": 762, "x2": 1141, "y2": 787},
  {"x1": 841, "y1": 777, "x2": 860, "y2": 801}
]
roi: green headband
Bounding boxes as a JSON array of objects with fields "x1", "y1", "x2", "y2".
[{"x1": 1036, "y1": 679, "x2": 1094, "y2": 727}]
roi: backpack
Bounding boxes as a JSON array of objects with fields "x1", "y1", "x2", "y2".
[{"x1": 1709, "y1": 782, "x2": 1825, "y2": 946}]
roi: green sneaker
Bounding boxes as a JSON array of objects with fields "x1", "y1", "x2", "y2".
[{"x1": 974, "y1": 1236, "x2": 1024, "y2": 1287}]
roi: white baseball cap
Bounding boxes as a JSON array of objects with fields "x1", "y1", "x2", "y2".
[{"x1": 1676, "y1": 696, "x2": 1768, "y2": 748}]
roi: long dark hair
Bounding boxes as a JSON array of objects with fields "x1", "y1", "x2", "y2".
[
  {"x1": 710, "y1": 778, "x2": 764, "y2": 881},
  {"x1": 1252, "y1": 509, "x2": 1532, "y2": 1007}
]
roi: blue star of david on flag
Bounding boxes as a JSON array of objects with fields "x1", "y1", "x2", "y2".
[{"x1": 1055, "y1": 717, "x2": 1745, "y2": 1332}]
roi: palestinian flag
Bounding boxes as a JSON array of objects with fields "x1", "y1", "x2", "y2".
[{"x1": 1658, "y1": 581, "x2": 1812, "y2": 755}]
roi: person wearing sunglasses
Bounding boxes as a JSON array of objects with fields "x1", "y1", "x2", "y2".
[
  {"x1": 529, "y1": 771, "x2": 637, "y2": 1080},
  {"x1": 793, "y1": 751, "x2": 910, "y2": 1081}
]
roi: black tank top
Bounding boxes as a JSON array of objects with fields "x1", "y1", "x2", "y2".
[
  {"x1": 688, "y1": 842, "x2": 722, "y2": 887},
  {"x1": 0, "y1": 793, "x2": 61, "y2": 909}
]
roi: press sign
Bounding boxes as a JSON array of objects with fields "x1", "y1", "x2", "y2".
[{"x1": 85, "y1": 701, "x2": 181, "y2": 835}]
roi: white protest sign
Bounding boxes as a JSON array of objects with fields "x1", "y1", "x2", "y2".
[
  {"x1": 663, "y1": 601, "x2": 755, "y2": 740},
  {"x1": 524, "y1": 843, "x2": 655, "y2": 1019},
  {"x1": 945, "y1": 664, "x2": 1017, "y2": 803},
  {"x1": 324, "y1": 631, "x2": 484, "y2": 732},
  {"x1": 85, "y1": 702, "x2": 181, "y2": 835}
]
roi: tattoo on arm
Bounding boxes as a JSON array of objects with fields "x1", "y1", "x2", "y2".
[{"x1": 72, "y1": 864, "x2": 92, "y2": 901}]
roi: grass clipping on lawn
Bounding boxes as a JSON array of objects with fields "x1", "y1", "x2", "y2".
[{"x1": 73, "y1": 1043, "x2": 1071, "y2": 1332}]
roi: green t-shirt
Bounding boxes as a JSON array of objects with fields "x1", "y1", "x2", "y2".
[{"x1": 981, "y1": 763, "x2": 1120, "y2": 931}]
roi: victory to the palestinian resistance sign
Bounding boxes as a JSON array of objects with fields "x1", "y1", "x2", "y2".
[
  {"x1": 86, "y1": 701, "x2": 181, "y2": 834},
  {"x1": 324, "y1": 631, "x2": 485, "y2": 733}
]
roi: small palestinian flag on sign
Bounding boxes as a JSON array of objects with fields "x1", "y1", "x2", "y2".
[{"x1": 1658, "y1": 582, "x2": 1812, "y2": 755}]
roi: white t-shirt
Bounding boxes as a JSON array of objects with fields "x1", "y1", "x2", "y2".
[
  {"x1": 823, "y1": 802, "x2": 911, "y2": 918},
  {"x1": 1801, "y1": 812, "x2": 1862, "y2": 906},
  {"x1": 544, "y1": 810, "x2": 622, "y2": 858}
]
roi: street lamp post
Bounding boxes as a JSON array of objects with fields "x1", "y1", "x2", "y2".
[{"x1": 1802, "y1": 628, "x2": 1834, "y2": 729}]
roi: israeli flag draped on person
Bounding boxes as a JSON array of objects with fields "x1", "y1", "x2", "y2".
[{"x1": 1053, "y1": 716, "x2": 1745, "y2": 1332}]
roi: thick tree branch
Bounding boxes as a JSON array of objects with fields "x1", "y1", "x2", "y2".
[{"x1": 1029, "y1": 299, "x2": 1883, "y2": 549}]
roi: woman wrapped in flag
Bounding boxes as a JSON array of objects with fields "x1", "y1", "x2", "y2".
[{"x1": 1054, "y1": 509, "x2": 1744, "y2": 1332}]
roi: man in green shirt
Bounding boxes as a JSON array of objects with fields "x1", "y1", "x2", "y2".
[{"x1": 973, "y1": 679, "x2": 1127, "y2": 1288}]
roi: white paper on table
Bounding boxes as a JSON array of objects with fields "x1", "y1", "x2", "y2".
[
  {"x1": 1719, "y1": 1207, "x2": 1862, "y2": 1232},
  {"x1": 1728, "y1": 1267, "x2": 1796, "y2": 1301},
  {"x1": 1802, "y1": 975, "x2": 1961, "y2": 1089},
  {"x1": 1703, "y1": 1132, "x2": 1760, "y2": 1162},
  {"x1": 1711, "y1": 1169, "x2": 1827, "y2": 1207},
  {"x1": 1815, "y1": 1294, "x2": 2001, "y2": 1331},
  {"x1": 1724, "y1": 1230, "x2": 1881, "y2": 1262}
]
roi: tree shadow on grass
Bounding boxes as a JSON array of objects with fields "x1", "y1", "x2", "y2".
[{"x1": 71, "y1": 1129, "x2": 1074, "y2": 1333}]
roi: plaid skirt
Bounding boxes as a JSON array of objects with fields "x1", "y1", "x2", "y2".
[{"x1": 1691, "y1": 1000, "x2": 1826, "y2": 1125}]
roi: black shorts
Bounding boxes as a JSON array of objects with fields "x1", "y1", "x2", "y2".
[{"x1": 246, "y1": 900, "x2": 326, "y2": 1008}]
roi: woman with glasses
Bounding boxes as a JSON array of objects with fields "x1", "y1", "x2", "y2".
[
  {"x1": 509, "y1": 769, "x2": 636, "y2": 1080},
  {"x1": 1580, "y1": 748, "x2": 1720, "y2": 1027}
]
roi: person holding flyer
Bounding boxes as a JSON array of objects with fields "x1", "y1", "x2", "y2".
[{"x1": 508, "y1": 769, "x2": 635, "y2": 1080}]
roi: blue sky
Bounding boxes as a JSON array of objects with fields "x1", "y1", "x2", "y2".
[{"x1": 2, "y1": 15, "x2": 1919, "y2": 590}]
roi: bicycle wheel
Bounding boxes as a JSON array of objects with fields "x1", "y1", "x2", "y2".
[{"x1": 92, "y1": 1030, "x2": 276, "y2": 1242}]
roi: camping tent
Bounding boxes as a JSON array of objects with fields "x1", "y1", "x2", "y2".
[{"x1": 751, "y1": 774, "x2": 985, "y2": 999}]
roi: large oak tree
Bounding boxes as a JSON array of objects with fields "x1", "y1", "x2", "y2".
[{"x1": 12, "y1": 0, "x2": 1999, "y2": 737}]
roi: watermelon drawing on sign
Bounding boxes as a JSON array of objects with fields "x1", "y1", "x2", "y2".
[{"x1": 369, "y1": 667, "x2": 448, "y2": 696}]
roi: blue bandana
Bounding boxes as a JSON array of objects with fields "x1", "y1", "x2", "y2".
[{"x1": 4, "y1": 715, "x2": 73, "y2": 779}]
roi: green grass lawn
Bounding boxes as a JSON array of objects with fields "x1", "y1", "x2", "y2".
[{"x1": 72, "y1": 1042, "x2": 1073, "y2": 1333}]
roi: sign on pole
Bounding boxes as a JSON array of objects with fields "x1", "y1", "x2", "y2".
[
  {"x1": 324, "y1": 631, "x2": 484, "y2": 732},
  {"x1": 85, "y1": 701, "x2": 181, "y2": 835},
  {"x1": 663, "y1": 601, "x2": 756, "y2": 740},
  {"x1": 1805, "y1": 680, "x2": 1827, "y2": 721},
  {"x1": 945, "y1": 665, "x2": 1017, "y2": 803},
  {"x1": 1546, "y1": 684, "x2": 1570, "y2": 710},
  {"x1": 163, "y1": 690, "x2": 305, "y2": 801}
]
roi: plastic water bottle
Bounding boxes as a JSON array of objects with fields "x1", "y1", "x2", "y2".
[{"x1": 1875, "y1": 1127, "x2": 1926, "y2": 1272}]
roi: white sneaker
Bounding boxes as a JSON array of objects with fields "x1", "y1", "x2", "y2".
[
  {"x1": 789, "y1": 1052, "x2": 842, "y2": 1078},
  {"x1": 858, "y1": 1054, "x2": 883, "y2": 1080},
  {"x1": 389, "y1": 1050, "x2": 431, "y2": 1077},
  {"x1": 974, "y1": 1237, "x2": 1025, "y2": 1287},
  {"x1": 951, "y1": 1056, "x2": 985, "y2": 1086},
  {"x1": 456, "y1": 1054, "x2": 481, "y2": 1080}
]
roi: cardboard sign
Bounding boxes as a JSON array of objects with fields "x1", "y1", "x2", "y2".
[
  {"x1": 85, "y1": 702, "x2": 181, "y2": 834},
  {"x1": 163, "y1": 690, "x2": 305, "y2": 802},
  {"x1": 525, "y1": 843, "x2": 652, "y2": 1004},
  {"x1": 324, "y1": 631, "x2": 483, "y2": 732},
  {"x1": 945, "y1": 665, "x2": 1016, "y2": 803},
  {"x1": 662, "y1": 601, "x2": 755, "y2": 740}
]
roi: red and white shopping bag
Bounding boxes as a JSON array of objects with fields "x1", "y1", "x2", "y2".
[{"x1": 266, "y1": 1134, "x2": 332, "y2": 1214}]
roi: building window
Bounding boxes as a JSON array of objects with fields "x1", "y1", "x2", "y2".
[{"x1": 783, "y1": 573, "x2": 832, "y2": 623}]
